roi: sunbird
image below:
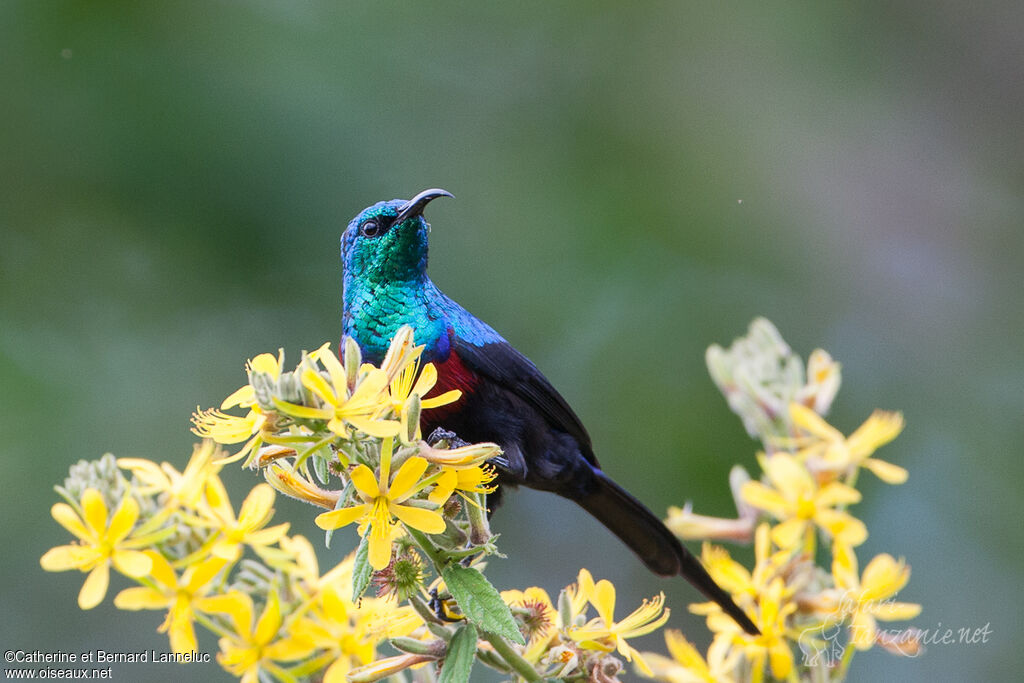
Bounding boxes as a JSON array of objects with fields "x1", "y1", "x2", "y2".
[{"x1": 341, "y1": 188, "x2": 758, "y2": 635}]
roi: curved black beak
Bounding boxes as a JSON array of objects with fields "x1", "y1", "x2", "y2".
[{"x1": 395, "y1": 188, "x2": 454, "y2": 223}]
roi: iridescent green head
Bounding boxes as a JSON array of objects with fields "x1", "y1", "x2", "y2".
[{"x1": 341, "y1": 188, "x2": 453, "y2": 284}]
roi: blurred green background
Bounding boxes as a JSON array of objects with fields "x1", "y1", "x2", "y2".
[{"x1": 2, "y1": 2, "x2": 1020, "y2": 681}]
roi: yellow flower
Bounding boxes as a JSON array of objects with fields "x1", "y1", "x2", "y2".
[
  {"x1": 118, "y1": 441, "x2": 223, "y2": 512},
  {"x1": 378, "y1": 325, "x2": 420, "y2": 382},
  {"x1": 501, "y1": 587, "x2": 559, "y2": 663},
  {"x1": 701, "y1": 523, "x2": 790, "y2": 607},
  {"x1": 692, "y1": 577, "x2": 796, "y2": 683},
  {"x1": 40, "y1": 489, "x2": 158, "y2": 609},
  {"x1": 568, "y1": 578, "x2": 670, "y2": 676},
  {"x1": 789, "y1": 403, "x2": 907, "y2": 484},
  {"x1": 202, "y1": 480, "x2": 290, "y2": 562},
  {"x1": 741, "y1": 453, "x2": 867, "y2": 549},
  {"x1": 211, "y1": 589, "x2": 314, "y2": 683},
  {"x1": 280, "y1": 347, "x2": 400, "y2": 439},
  {"x1": 641, "y1": 629, "x2": 741, "y2": 683},
  {"x1": 563, "y1": 568, "x2": 596, "y2": 625},
  {"x1": 114, "y1": 552, "x2": 228, "y2": 653},
  {"x1": 417, "y1": 441, "x2": 503, "y2": 469},
  {"x1": 315, "y1": 438, "x2": 445, "y2": 570},
  {"x1": 264, "y1": 461, "x2": 340, "y2": 511},
  {"x1": 427, "y1": 464, "x2": 497, "y2": 506},
  {"x1": 388, "y1": 357, "x2": 461, "y2": 441},
  {"x1": 191, "y1": 351, "x2": 283, "y2": 464},
  {"x1": 286, "y1": 591, "x2": 377, "y2": 683},
  {"x1": 832, "y1": 544, "x2": 921, "y2": 650}
]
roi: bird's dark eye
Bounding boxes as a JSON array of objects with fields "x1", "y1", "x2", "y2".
[{"x1": 360, "y1": 219, "x2": 382, "y2": 237}]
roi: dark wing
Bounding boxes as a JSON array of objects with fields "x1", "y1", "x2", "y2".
[{"x1": 452, "y1": 336, "x2": 598, "y2": 467}]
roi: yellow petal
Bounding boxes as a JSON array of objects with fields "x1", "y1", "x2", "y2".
[
  {"x1": 872, "y1": 601, "x2": 921, "y2": 621},
  {"x1": 253, "y1": 590, "x2": 282, "y2": 646},
  {"x1": 864, "y1": 458, "x2": 909, "y2": 484},
  {"x1": 850, "y1": 611, "x2": 877, "y2": 650},
  {"x1": 40, "y1": 545, "x2": 98, "y2": 571},
  {"x1": 764, "y1": 454, "x2": 814, "y2": 501},
  {"x1": 623, "y1": 643, "x2": 654, "y2": 677},
  {"x1": 346, "y1": 415, "x2": 403, "y2": 438},
  {"x1": 114, "y1": 587, "x2": 169, "y2": 610},
  {"x1": 789, "y1": 403, "x2": 843, "y2": 441},
  {"x1": 740, "y1": 482, "x2": 792, "y2": 518},
  {"x1": 79, "y1": 563, "x2": 110, "y2": 609},
  {"x1": 210, "y1": 541, "x2": 242, "y2": 563},
  {"x1": 195, "y1": 592, "x2": 251, "y2": 627},
  {"x1": 860, "y1": 554, "x2": 910, "y2": 600},
  {"x1": 390, "y1": 504, "x2": 446, "y2": 534},
  {"x1": 169, "y1": 616, "x2": 199, "y2": 655},
  {"x1": 664, "y1": 629, "x2": 707, "y2": 669},
  {"x1": 271, "y1": 396, "x2": 334, "y2": 420},
  {"x1": 315, "y1": 504, "x2": 368, "y2": 531},
  {"x1": 51, "y1": 503, "x2": 91, "y2": 542},
  {"x1": 107, "y1": 495, "x2": 140, "y2": 544},
  {"x1": 389, "y1": 456, "x2": 429, "y2": 502},
  {"x1": 349, "y1": 465, "x2": 380, "y2": 500},
  {"x1": 832, "y1": 542, "x2": 860, "y2": 589},
  {"x1": 111, "y1": 549, "x2": 153, "y2": 578},
  {"x1": 815, "y1": 509, "x2": 868, "y2": 546},
  {"x1": 263, "y1": 635, "x2": 315, "y2": 662},
  {"x1": 245, "y1": 523, "x2": 290, "y2": 547},
  {"x1": 221, "y1": 384, "x2": 255, "y2": 410},
  {"x1": 319, "y1": 344, "x2": 349, "y2": 395},
  {"x1": 770, "y1": 518, "x2": 807, "y2": 549},
  {"x1": 183, "y1": 557, "x2": 227, "y2": 592},
  {"x1": 428, "y1": 469, "x2": 457, "y2": 505},
  {"x1": 590, "y1": 579, "x2": 617, "y2": 626},
  {"x1": 350, "y1": 368, "x2": 390, "y2": 404},
  {"x1": 410, "y1": 362, "x2": 438, "y2": 396},
  {"x1": 301, "y1": 368, "x2": 338, "y2": 404},
  {"x1": 249, "y1": 352, "x2": 282, "y2": 378},
  {"x1": 81, "y1": 489, "x2": 109, "y2": 537},
  {"x1": 204, "y1": 475, "x2": 235, "y2": 522},
  {"x1": 143, "y1": 550, "x2": 177, "y2": 589},
  {"x1": 368, "y1": 525, "x2": 393, "y2": 570},
  {"x1": 847, "y1": 411, "x2": 903, "y2": 457},
  {"x1": 576, "y1": 568, "x2": 596, "y2": 608},
  {"x1": 237, "y1": 484, "x2": 275, "y2": 530},
  {"x1": 768, "y1": 637, "x2": 794, "y2": 678},
  {"x1": 420, "y1": 389, "x2": 462, "y2": 409},
  {"x1": 816, "y1": 482, "x2": 862, "y2": 508}
]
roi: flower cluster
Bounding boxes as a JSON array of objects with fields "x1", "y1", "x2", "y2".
[
  {"x1": 41, "y1": 443, "x2": 423, "y2": 682},
  {"x1": 43, "y1": 327, "x2": 672, "y2": 682},
  {"x1": 499, "y1": 568, "x2": 670, "y2": 679},
  {"x1": 653, "y1": 319, "x2": 921, "y2": 683},
  {"x1": 42, "y1": 319, "x2": 921, "y2": 683}
]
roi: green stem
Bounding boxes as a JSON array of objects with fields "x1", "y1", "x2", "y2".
[
  {"x1": 480, "y1": 631, "x2": 540, "y2": 682},
  {"x1": 465, "y1": 492, "x2": 491, "y2": 545},
  {"x1": 194, "y1": 611, "x2": 234, "y2": 640},
  {"x1": 443, "y1": 545, "x2": 487, "y2": 560},
  {"x1": 404, "y1": 525, "x2": 447, "y2": 570}
]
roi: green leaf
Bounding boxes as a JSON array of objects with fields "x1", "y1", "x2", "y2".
[
  {"x1": 441, "y1": 564, "x2": 524, "y2": 644},
  {"x1": 352, "y1": 533, "x2": 373, "y2": 602},
  {"x1": 438, "y1": 623, "x2": 477, "y2": 683},
  {"x1": 312, "y1": 450, "x2": 329, "y2": 485}
]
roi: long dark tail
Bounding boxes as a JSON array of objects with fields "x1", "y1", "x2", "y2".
[{"x1": 576, "y1": 469, "x2": 760, "y2": 636}]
